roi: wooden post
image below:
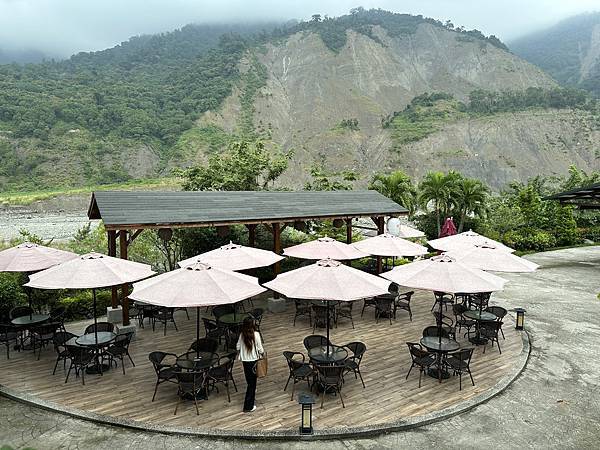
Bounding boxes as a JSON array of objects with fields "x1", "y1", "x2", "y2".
[
  {"x1": 376, "y1": 217, "x2": 385, "y2": 274},
  {"x1": 273, "y1": 222, "x2": 281, "y2": 298},
  {"x1": 119, "y1": 230, "x2": 130, "y2": 326},
  {"x1": 107, "y1": 230, "x2": 118, "y2": 308},
  {"x1": 247, "y1": 224, "x2": 257, "y2": 247},
  {"x1": 345, "y1": 218, "x2": 353, "y2": 244}
]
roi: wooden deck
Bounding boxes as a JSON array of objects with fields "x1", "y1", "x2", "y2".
[{"x1": 0, "y1": 291, "x2": 522, "y2": 432}]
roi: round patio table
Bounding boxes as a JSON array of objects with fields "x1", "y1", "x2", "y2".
[
  {"x1": 464, "y1": 310, "x2": 497, "y2": 345},
  {"x1": 308, "y1": 345, "x2": 348, "y2": 365},
  {"x1": 420, "y1": 336, "x2": 460, "y2": 381},
  {"x1": 217, "y1": 312, "x2": 251, "y2": 325},
  {"x1": 75, "y1": 331, "x2": 116, "y2": 374},
  {"x1": 11, "y1": 314, "x2": 50, "y2": 327}
]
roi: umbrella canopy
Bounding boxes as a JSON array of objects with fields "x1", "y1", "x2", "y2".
[
  {"x1": 440, "y1": 217, "x2": 457, "y2": 238},
  {"x1": 428, "y1": 230, "x2": 514, "y2": 253},
  {"x1": 446, "y1": 244, "x2": 539, "y2": 273},
  {"x1": 380, "y1": 254, "x2": 508, "y2": 294},
  {"x1": 396, "y1": 224, "x2": 425, "y2": 239},
  {"x1": 353, "y1": 233, "x2": 428, "y2": 258},
  {"x1": 0, "y1": 242, "x2": 78, "y2": 273},
  {"x1": 25, "y1": 252, "x2": 155, "y2": 289},
  {"x1": 130, "y1": 262, "x2": 266, "y2": 308},
  {"x1": 283, "y1": 237, "x2": 368, "y2": 261},
  {"x1": 264, "y1": 258, "x2": 390, "y2": 301},
  {"x1": 178, "y1": 241, "x2": 284, "y2": 271}
]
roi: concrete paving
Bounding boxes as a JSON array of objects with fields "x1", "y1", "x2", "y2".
[{"x1": 1, "y1": 246, "x2": 599, "y2": 449}]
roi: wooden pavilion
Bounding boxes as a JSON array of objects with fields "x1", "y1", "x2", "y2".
[
  {"x1": 87, "y1": 190, "x2": 407, "y2": 325},
  {"x1": 545, "y1": 182, "x2": 600, "y2": 209}
]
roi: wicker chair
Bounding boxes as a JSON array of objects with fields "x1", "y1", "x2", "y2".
[
  {"x1": 152, "y1": 308, "x2": 178, "y2": 336},
  {"x1": 303, "y1": 334, "x2": 331, "y2": 352},
  {"x1": 31, "y1": 322, "x2": 61, "y2": 360},
  {"x1": 405, "y1": 342, "x2": 435, "y2": 388},
  {"x1": 445, "y1": 347, "x2": 475, "y2": 390},
  {"x1": 84, "y1": 322, "x2": 115, "y2": 334},
  {"x1": 469, "y1": 292, "x2": 491, "y2": 310},
  {"x1": 174, "y1": 370, "x2": 206, "y2": 415},
  {"x1": 202, "y1": 317, "x2": 226, "y2": 344},
  {"x1": 65, "y1": 345, "x2": 95, "y2": 385},
  {"x1": 432, "y1": 311, "x2": 455, "y2": 339},
  {"x1": 49, "y1": 306, "x2": 67, "y2": 332},
  {"x1": 189, "y1": 337, "x2": 219, "y2": 354},
  {"x1": 314, "y1": 363, "x2": 346, "y2": 409},
  {"x1": 148, "y1": 351, "x2": 179, "y2": 401},
  {"x1": 9, "y1": 306, "x2": 33, "y2": 319},
  {"x1": 342, "y1": 342, "x2": 366, "y2": 388},
  {"x1": 485, "y1": 306, "x2": 508, "y2": 339},
  {"x1": 212, "y1": 305, "x2": 235, "y2": 320},
  {"x1": 452, "y1": 304, "x2": 475, "y2": 337},
  {"x1": 361, "y1": 297, "x2": 377, "y2": 317},
  {"x1": 394, "y1": 291, "x2": 414, "y2": 321},
  {"x1": 106, "y1": 332, "x2": 136, "y2": 374},
  {"x1": 481, "y1": 321, "x2": 503, "y2": 354},
  {"x1": 422, "y1": 325, "x2": 450, "y2": 339},
  {"x1": 375, "y1": 297, "x2": 394, "y2": 325},
  {"x1": 0, "y1": 324, "x2": 18, "y2": 359},
  {"x1": 292, "y1": 299, "x2": 312, "y2": 326},
  {"x1": 282, "y1": 351, "x2": 314, "y2": 400},
  {"x1": 431, "y1": 291, "x2": 454, "y2": 312},
  {"x1": 51, "y1": 331, "x2": 77, "y2": 374},
  {"x1": 206, "y1": 352, "x2": 238, "y2": 403},
  {"x1": 336, "y1": 301, "x2": 355, "y2": 329},
  {"x1": 312, "y1": 304, "x2": 334, "y2": 333}
]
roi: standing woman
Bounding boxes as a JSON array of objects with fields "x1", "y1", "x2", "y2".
[{"x1": 237, "y1": 317, "x2": 264, "y2": 412}]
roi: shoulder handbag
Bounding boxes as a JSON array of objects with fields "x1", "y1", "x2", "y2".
[{"x1": 254, "y1": 340, "x2": 268, "y2": 378}]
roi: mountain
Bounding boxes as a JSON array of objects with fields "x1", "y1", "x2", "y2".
[
  {"x1": 0, "y1": 9, "x2": 597, "y2": 192},
  {"x1": 510, "y1": 12, "x2": 600, "y2": 97}
]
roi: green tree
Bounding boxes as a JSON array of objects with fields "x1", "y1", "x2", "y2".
[
  {"x1": 453, "y1": 177, "x2": 489, "y2": 232},
  {"x1": 418, "y1": 171, "x2": 459, "y2": 236},
  {"x1": 176, "y1": 140, "x2": 292, "y2": 191},
  {"x1": 369, "y1": 170, "x2": 417, "y2": 215}
]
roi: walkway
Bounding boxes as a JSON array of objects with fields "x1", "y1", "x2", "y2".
[{"x1": 0, "y1": 246, "x2": 598, "y2": 449}]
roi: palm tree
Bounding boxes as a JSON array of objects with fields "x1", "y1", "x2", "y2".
[
  {"x1": 369, "y1": 171, "x2": 417, "y2": 215},
  {"x1": 454, "y1": 178, "x2": 489, "y2": 232},
  {"x1": 419, "y1": 171, "x2": 456, "y2": 236}
]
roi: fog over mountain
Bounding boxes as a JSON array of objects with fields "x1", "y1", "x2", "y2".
[{"x1": 0, "y1": 0, "x2": 598, "y2": 63}]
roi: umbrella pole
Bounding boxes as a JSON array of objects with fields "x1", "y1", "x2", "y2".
[
  {"x1": 439, "y1": 294, "x2": 443, "y2": 345},
  {"x1": 326, "y1": 302, "x2": 330, "y2": 356},
  {"x1": 27, "y1": 287, "x2": 33, "y2": 319},
  {"x1": 196, "y1": 306, "x2": 200, "y2": 358},
  {"x1": 92, "y1": 288, "x2": 98, "y2": 346}
]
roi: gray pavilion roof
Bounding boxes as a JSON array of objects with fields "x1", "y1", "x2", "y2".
[
  {"x1": 545, "y1": 182, "x2": 600, "y2": 209},
  {"x1": 88, "y1": 190, "x2": 407, "y2": 230}
]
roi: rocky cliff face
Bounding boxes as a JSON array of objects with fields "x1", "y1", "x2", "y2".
[{"x1": 198, "y1": 23, "x2": 562, "y2": 188}]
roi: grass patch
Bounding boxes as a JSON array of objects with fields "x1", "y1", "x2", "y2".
[{"x1": 0, "y1": 178, "x2": 179, "y2": 206}]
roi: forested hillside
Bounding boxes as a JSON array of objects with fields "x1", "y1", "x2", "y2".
[
  {"x1": 510, "y1": 12, "x2": 600, "y2": 97},
  {"x1": 0, "y1": 8, "x2": 590, "y2": 192}
]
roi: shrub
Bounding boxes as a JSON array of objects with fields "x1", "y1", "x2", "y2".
[
  {"x1": 0, "y1": 273, "x2": 27, "y2": 319},
  {"x1": 502, "y1": 229, "x2": 557, "y2": 251},
  {"x1": 57, "y1": 290, "x2": 113, "y2": 321}
]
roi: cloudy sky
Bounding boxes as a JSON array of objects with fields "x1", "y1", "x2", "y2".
[{"x1": 0, "y1": 0, "x2": 598, "y2": 59}]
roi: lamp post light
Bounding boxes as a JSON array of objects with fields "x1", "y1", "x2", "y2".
[
  {"x1": 514, "y1": 307, "x2": 526, "y2": 330},
  {"x1": 298, "y1": 393, "x2": 315, "y2": 435}
]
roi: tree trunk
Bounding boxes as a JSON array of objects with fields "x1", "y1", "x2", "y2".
[
  {"x1": 436, "y1": 209, "x2": 441, "y2": 237},
  {"x1": 458, "y1": 210, "x2": 466, "y2": 233}
]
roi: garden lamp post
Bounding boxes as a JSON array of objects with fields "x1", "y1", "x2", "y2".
[
  {"x1": 298, "y1": 393, "x2": 315, "y2": 435},
  {"x1": 514, "y1": 307, "x2": 526, "y2": 330}
]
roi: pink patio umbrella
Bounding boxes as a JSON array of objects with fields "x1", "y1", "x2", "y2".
[
  {"x1": 130, "y1": 262, "x2": 266, "y2": 357},
  {"x1": 26, "y1": 253, "x2": 155, "y2": 347},
  {"x1": 353, "y1": 233, "x2": 428, "y2": 258},
  {"x1": 264, "y1": 259, "x2": 390, "y2": 351},
  {"x1": 178, "y1": 241, "x2": 284, "y2": 271},
  {"x1": 445, "y1": 243, "x2": 539, "y2": 273},
  {"x1": 0, "y1": 242, "x2": 79, "y2": 311},
  {"x1": 428, "y1": 229, "x2": 514, "y2": 253},
  {"x1": 381, "y1": 254, "x2": 508, "y2": 340},
  {"x1": 283, "y1": 236, "x2": 368, "y2": 260},
  {"x1": 439, "y1": 217, "x2": 457, "y2": 238}
]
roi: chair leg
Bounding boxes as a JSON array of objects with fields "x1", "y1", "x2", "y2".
[
  {"x1": 65, "y1": 364, "x2": 73, "y2": 383},
  {"x1": 225, "y1": 382, "x2": 231, "y2": 403},
  {"x1": 185, "y1": 309, "x2": 190, "y2": 320},
  {"x1": 164, "y1": 321, "x2": 167, "y2": 336},
  {"x1": 152, "y1": 381, "x2": 160, "y2": 401},
  {"x1": 500, "y1": 328, "x2": 505, "y2": 339},
  {"x1": 290, "y1": 379, "x2": 295, "y2": 401},
  {"x1": 338, "y1": 388, "x2": 345, "y2": 408},
  {"x1": 468, "y1": 369, "x2": 475, "y2": 386},
  {"x1": 409, "y1": 307, "x2": 413, "y2": 321},
  {"x1": 496, "y1": 338, "x2": 501, "y2": 355},
  {"x1": 284, "y1": 374, "x2": 292, "y2": 391},
  {"x1": 357, "y1": 369, "x2": 365, "y2": 388},
  {"x1": 405, "y1": 363, "x2": 414, "y2": 380},
  {"x1": 350, "y1": 315, "x2": 355, "y2": 329},
  {"x1": 173, "y1": 319, "x2": 178, "y2": 332},
  {"x1": 128, "y1": 352, "x2": 135, "y2": 367},
  {"x1": 174, "y1": 395, "x2": 181, "y2": 415},
  {"x1": 53, "y1": 356, "x2": 61, "y2": 375},
  {"x1": 320, "y1": 390, "x2": 325, "y2": 409},
  {"x1": 121, "y1": 357, "x2": 126, "y2": 375},
  {"x1": 418, "y1": 368, "x2": 422, "y2": 388},
  {"x1": 81, "y1": 368, "x2": 86, "y2": 386},
  {"x1": 459, "y1": 372, "x2": 462, "y2": 391}
]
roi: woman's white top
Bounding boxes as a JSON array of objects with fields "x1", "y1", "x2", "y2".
[{"x1": 236, "y1": 331, "x2": 264, "y2": 361}]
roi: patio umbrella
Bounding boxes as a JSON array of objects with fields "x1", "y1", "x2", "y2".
[
  {"x1": 353, "y1": 233, "x2": 428, "y2": 258},
  {"x1": 283, "y1": 236, "x2": 368, "y2": 260},
  {"x1": 380, "y1": 254, "x2": 508, "y2": 341},
  {"x1": 177, "y1": 241, "x2": 284, "y2": 271},
  {"x1": 396, "y1": 224, "x2": 425, "y2": 239},
  {"x1": 129, "y1": 262, "x2": 266, "y2": 357},
  {"x1": 428, "y1": 229, "x2": 514, "y2": 253},
  {"x1": 0, "y1": 242, "x2": 79, "y2": 311},
  {"x1": 25, "y1": 252, "x2": 155, "y2": 346},
  {"x1": 439, "y1": 217, "x2": 457, "y2": 238},
  {"x1": 445, "y1": 243, "x2": 539, "y2": 273},
  {"x1": 264, "y1": 259, "x2": 390, "y2": 352}
]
